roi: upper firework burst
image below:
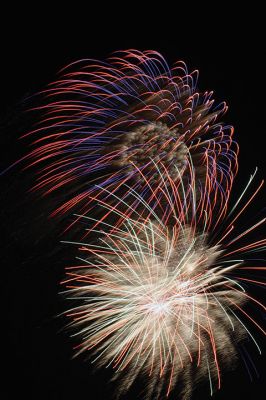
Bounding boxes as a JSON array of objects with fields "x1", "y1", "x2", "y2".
[{"x1": 23, "y1": 49, "x2": 238, "y2": 217}]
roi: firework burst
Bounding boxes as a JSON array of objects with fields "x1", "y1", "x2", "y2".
[
  {"x1": 21, "y1": 50, "x2": 238, "y2": 219},
  {"x1": 62, "y1": 160, "x2": 265, "y2": 399}
]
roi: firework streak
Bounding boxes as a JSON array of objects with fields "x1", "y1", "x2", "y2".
[
  {"x1": 21, "y1": 50, "x2": 238, "y2": 221},
  {"x1": 9, "y1": 48, "x2": 264, "y2": 398},
  {"x1": 62, "y1": 159, "x2": 265, "y2": 399}
]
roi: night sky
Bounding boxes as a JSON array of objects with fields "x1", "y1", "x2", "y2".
[{"x1": 2, "y1": 12, "x2": 265, "y2": 400}]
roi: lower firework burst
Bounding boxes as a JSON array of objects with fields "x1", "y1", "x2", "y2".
[{"x1": 62, "y1": 160, "x2": 265, "y2": 400}]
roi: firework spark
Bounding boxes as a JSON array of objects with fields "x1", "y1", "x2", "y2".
[
  {"x1": 62, "y1": 160, "x2": 265, "y2": 399},
  {"x1": 21, "y1": 50, "x2": 237, "y2": 219}
]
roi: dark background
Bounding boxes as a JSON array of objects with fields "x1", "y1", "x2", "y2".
[{"x1": 1, "y1": 12, "x2": 265, "y2": 400}]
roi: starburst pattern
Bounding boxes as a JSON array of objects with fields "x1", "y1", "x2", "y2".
[
  {"x1": 62, "y1": 160, "x2": 265, "y2": 399},
  {"x1": 21, "y1": 50, "x2": 238, "y2": 219}
]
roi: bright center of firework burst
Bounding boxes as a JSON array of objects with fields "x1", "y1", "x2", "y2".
[
  {"x1": 112, "y1": 122, "x2": 189, "y2": 179},
  {"x1": 142, "y1": 278, "x2": 194, "y2": 317},
  {"x1": 146, "y1": 301, "x2": 169, "y2": 315}
]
